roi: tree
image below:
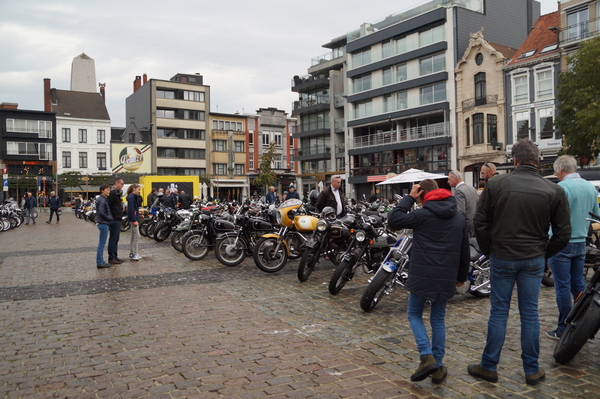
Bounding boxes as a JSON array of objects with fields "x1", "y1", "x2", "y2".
[
  {"x1": 252, "y1": 142, "x2": 278, "y2": 192},
  {"x1": 58, "y1": 171, "x2": 83, "y2": 199},
  {"x1": 556, "y1": 36, "x2": 600, "y2": 161}
]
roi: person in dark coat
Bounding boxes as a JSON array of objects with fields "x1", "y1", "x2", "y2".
[
  {"x1": 285, "y1": 184, "x2": 300, "y2": 200},
  {"x1": 147, "y1": 188, "x2": 157, "y2": 208},
  {"x1": 163, "y1": 189, "x2": 175, "y2": 208},
  {"x1": 23, "y1": 191, "x2": 37, "y2": 225},
  {"x1": 96, "y1": 184, "x2": 113, "y2": 268},
  {"x1": 46, "y1": 191, "x2": 62, "y2": 224},
  {"x1": 316, "y1": 175, "x2": 346, "y2": 217},
  {"x1": 178, "y1": 190, "x2": 192, "y2": 209},
  {"x1": 107, "y1": 178, "x2": 125, "y2": 264},
  {"x1": 387, "y1": 179, "x2": 469, "y2": 384}
]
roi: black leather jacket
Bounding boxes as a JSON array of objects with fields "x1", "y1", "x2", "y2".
[{"x1": 474, "y1": 164, "x2": 571, "y2": 260}]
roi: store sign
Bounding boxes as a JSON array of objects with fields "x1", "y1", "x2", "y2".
[{"x1": 112, "y1": 144, "x2": 151, "y2": 173}]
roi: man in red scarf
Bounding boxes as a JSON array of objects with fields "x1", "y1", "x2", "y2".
[{"x1": 387, "y1": 179, "x2": 469, "y2": 384}]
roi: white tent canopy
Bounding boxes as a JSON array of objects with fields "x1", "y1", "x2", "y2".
[{"x1": 376, "y1": 168, "x2": 447, "y2": 185}]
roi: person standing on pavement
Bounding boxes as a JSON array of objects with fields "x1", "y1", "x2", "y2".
[
  {"x1": 387, "y1": 179, "x2": 469, "y2": 384},
  {"x1": 107, "y1": 177, "x2": 125, "y2": 265},
  {"x1": 46, "y1": 191, "x2": 61, "y2": 224},
  {"x1": 147, "y1": 188, "x2": 157, "y2": 208},
  {"x1": 547, "y1": 155, "x2": 600, "y2": 339},
  {"x1": 285, "y1": 184, "x2": 300, "y2": 201},
  {"x1": 448, "y1": 170, "x2": 478, "y2": 236},
  {"x1": 178, "y1": 190, "x2": 191, "y2": 210},
  {"x1": 23, "y1": 191, "x2": 37, "y2": 225},
  {"x1": 469, "y1": 139, "x2": 571, "y2": 386},
  {"x1": 126, "y1": 184, "x2": 143, "y2": 261},
  {"x1": 265, "y1": 186, "x2": 277, "y2": 205},
  {"x1": 95, "y1": 184, "x2": 113, "y2": 269},
  {"x1": 163, "y1": 189, "x2": 175, "y2": 208},
  {"x1": 316, "y1": 175, "x2": 346, "y2": 218}
]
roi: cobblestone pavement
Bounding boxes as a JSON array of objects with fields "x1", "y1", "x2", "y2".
[{"x1": 0, "y1": 210, "x2": 599, "y2": 398}]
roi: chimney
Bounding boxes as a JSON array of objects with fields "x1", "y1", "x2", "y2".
[
  {"x1": 0, "y1": 102, "x2": 18, "y2": 109},
  {"x1": 133, "y1": 76, "x2": 142, "y2": 92},
  {"x1": 143, "y1": 73, "x2": 148, "y2": 84},
  {"x1": 99, "y1": 83, "x2": 106, "y2": 103},
  {"x1": 44, "y1": 78, "x2": 51, "y2": 112}
]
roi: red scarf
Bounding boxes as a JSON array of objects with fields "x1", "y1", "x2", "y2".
[{"x1": 422, "y1": 188, "x2": 452, "y2": 205}]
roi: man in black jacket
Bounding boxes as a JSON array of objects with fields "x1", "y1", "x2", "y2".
[
  {"x1": 316, "y1": 175, "x2": 346, "y2": 217},
  {"x1": 178, "y1": 190, "x2": 191, "y2": 209},
  {"x1": 107, "y1": 177, "x2": 125, "y2": 264},
  {"x1": 46, "y1": 191, "x2": 61, "y2": 224},
  {"x1": 388, "y1": 179, "x2": 469, "y2": 384},
  {"x1": 468, "y1": 139, "x2": 571, "y2": 386}
]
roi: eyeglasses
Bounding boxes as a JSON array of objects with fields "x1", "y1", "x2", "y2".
[{"x1": 483, "y1": 162, "x2": 490, "y2": 169}]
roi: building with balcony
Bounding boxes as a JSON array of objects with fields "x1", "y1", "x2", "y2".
[
  {"x1": 209, "y1": 112, "x2": 248, "y2": 201},
  {"x1": 558, "y1": 0, "x2": 600, "y2": 69},
  {"x1": 504, "y1": 11, "x2": 561, "y2": 175},
  {"x1": 246, "y1": 108, "x2": 297, "y2": 198},
  {"x1": 0, "y1": 102, "x2": 56, "y2": 201},
  {"x1": 455, "y1": 31, "x2": 516, "y2": 185},
  {"x1": 343, "y1": 0, "x2": 540, "y2": 198},
  {"x1": 126, "y1": 73, "x2": 209, "y2": 177}
]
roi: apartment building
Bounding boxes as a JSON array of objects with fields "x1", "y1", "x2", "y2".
[
  {"x1": 126, "y1": 73, "x2": 209, "y2": 176},
  {"x1": 504, "y1": 11, "x2": 561, "y2": 175},
  {"x1": 293, "y1": 0, "x2": 540, "y2": 199},
  {"x1": 209, "y1": 112, "x2": 248, "y2": 201},
  {"x1": 455, "y1": 31, "x2": 516, "y2": 185},
  {"x1": 558, "y1": 0, "x2": 600, "y2": 69}
]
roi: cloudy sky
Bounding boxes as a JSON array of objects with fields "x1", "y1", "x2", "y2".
[{"x1": 1, "y1": 0, "x2": 559, "y2": 127}]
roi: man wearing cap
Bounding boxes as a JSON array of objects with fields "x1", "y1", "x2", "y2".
[{"x1": 286, "y1": 183, "x2": 300, "y2": 200}]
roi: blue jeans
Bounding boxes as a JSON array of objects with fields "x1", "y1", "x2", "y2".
[
  {"x1": 481, "y1": 255, "x2": 544, "y2": 375},
  {"x1": 97, "y1": 223, "x2": 109, "y2": 265},
  {"x1": 549, "y1": 242, "x2": 586, "y2": 334},
  {"x1": 108, "y1": 220, "x2": 121, "y2": 260},
  {"x1": 407, "y1": 292, "x2": 447, "y2": 367}
]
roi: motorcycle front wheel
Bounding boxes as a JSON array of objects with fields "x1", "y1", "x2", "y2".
[
  {"x1": 171, "y1": 230, "x2": 185, "y2": 252},
  {"x1": 154, "y1": 223, "x2": 172, "y2": 242},
  {"x1": 139, "y1": 220, "x2": 151, "y2": 237},
  {"x1": 553, "y1": 296, "x2": 600, "y2": 364},
  {"x1": 120, "y1": 219, "x2": 131, "y2": 232},
  {"x1": 329, "y1": 259, "x2": 354, "y2": 295},
  {"x1": 360, "y1": 268, "x2": 395, "y2": 312},
  {"x1": 182, "y1": 234, "x2": 210, "y2": 261},
  {"x1": 297, "y1": 246, "x2": 320, "y2": 282},
  {"x1": 542, "y1": 260, "x2": 554, "y2": 287},
  {"x1": 253, "y1": 237, "x2": 288, "y2": 273},
  {"x1": 146, "y1": 221, "x2": 158, "y2": 237},
  {"x1": 215, "y1": 236, "x2": 247, "y2": 267}
]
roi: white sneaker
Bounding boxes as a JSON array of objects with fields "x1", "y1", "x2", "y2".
[{"x1": 131, "y1": 253, "x2": 142, "y2": 261}]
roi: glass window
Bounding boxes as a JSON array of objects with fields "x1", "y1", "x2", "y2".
[
  {"x1": 419, "y1": 53, "x2": 445, "y2": 75},
  {"x1": 352, "y1": 73, "x2": 372, "y2": 93},
  {"x1": 514, "y1": 75, "x2": 528, "y2": 103},
  {"x1": 183, "y1": 149, "x2": 205, "y2": 159},
  {"x1": 219, "y1": 121, "x2": 224, "y2": 129},
  {"x1": 475, "y1": 72, "x2": 486, "y2": 104},
  {"x1": 214, "y1": 163, "x2": 227, "y2": 175},
  {"x1": 248, "y1": 133, "x2": 254, "y2": 146},
  {"x1": 353, "y1": 100, "x2": 372, "y2": 119},
  {"x1": 419, "y1": 25, "x2": 444, "y2": 47},
  {"x1": 352, "y1": 48, "x2": 371, "y2": 68},
  {"x1": 156, "y1": 109, "x2": 175, "y2": 119},
  {"x1": 382, "y1": 67, "x2": 393, "y2": 86},
  {"x1": 213, "y1": 139, "x2": 226, "y2": 152},
  {"x1": 79, "y1": 152, "x2": 88, "y2": 168},
  {"x1": 396, "y1": 64, "x2": 407, "y2": 82},
  {"x1": 274, "y1": 132, "x2": 282, "y2": 147},
  {"x1": 97, "y1": 152, "x2": 107, "y2": 170},
  {"x1": 262, "y1": 132, "x2": 270, "y2": 146},
  {"x1": 382, "y1": 40, "x2": 393, "y2": 58},
  {"x1": 537, "y1": 70, "x2": 553, "y2": 99},
  {"x1": 182, "y1": 110, "x2": 205, "y2": 121},
  {"x1": 567, "y1": 8, "x2": 589, "y2": 41},
  {"x1": 515, "y1": 111, "x2": 530, "y2": 140},
  {"x1": 157, "y1": 148, "x2": 178, "y2": 158},
  {"x1": 156, "y1": 128, "x2": 177, "y2": 138},
  {"x1": 236, "y1": 122, "x2": 242, "y2": 131},
  {"x1": 397, "y1": 91, "x2": 408, "y2": 110},
  {"x1": 473, "y1": 113, "x2": 484, "y2": 144},
  {"x1": 234, "y1": 141, "x2": 244, "y2": 152},
  {"x1": 97, "y1": 129, "x2": 105, "y2": 144},
  {"x1": 383, "y1": 94, "x2": 394, "y2": 113},
  {"x1": 62, "y1": 128, "x2": 71, "y2": 143},
  {"x1": 539, "y1": 108, "x2": 554, "y2": 140},
  {"x1": 487, "y1": 114, "x2": 497, "y2": 143},
  {"x1": 212, "y1": 120, "x2": 218, "y2": 129},
  {"x1": 62, "y1": 151, "x2": 71, "y2": 168},
  {"x1": 156, "y1": 90, "x2": 175, "y2": 99},
  {"x1": 234, "y1": 164, "x2": 245, "y2": 175},
  {"x1": 182, "y1": 129, "x2": 205, "y2": 140},
  {"x1": 183, "y1": 90, "x2": 204, "y2": 101},
  {"x1": 420, "y1": 83, "x2": 446, "y2": 105},
  {"x1": 248, "y1": 152, "x2": 254, "y2": 170},
  {"x1": 78, "y1": 129, "x2": 87, "y2": 143},
  {"x1": 128, "y1": 133, "x2": 136, "y2": 143},
  {"x1": 465, "y1": 117, "x2": 470, "y2": 146},
  {"x1": 225, "y1": 121, "x2": 231, "y2": 130}
]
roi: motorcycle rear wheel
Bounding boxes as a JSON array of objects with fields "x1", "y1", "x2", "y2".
[
  {"x1": 542, "y1": 261, "x2": 554, "y2": 287},
  {"x1": 154, "y1": 223, "x2": 172, "y2": 242},
  {"x1": 298, "y1": 246, "x2": 321, "y2": 282},
  {"x1": 139, "y1": 220, "x2": 150, "y2": 237},
  {"x1": 171, "y1": 230, "x2": 185, "y2": 252},
  {"x1": 253, "y1": 237, "x2": 288, "y2": 273},
  {"x1": 329, "y1": 259, "x2": 354, "y2": 295},
  {"x1": 553, "y1": 295, "x2": 600, "y2": 364},
  {"x1": 120, "y1": 219, "x2": 131, "y2": 232},
  {"x1": 360, "y1": 268, "x2": 395, "y2": 312},
  {"x1": 182, "y1": 234, "x2": 210, "y2": 261},
  {"x1": 215, "y1": 236, "x2": 246, "y2": 267},
  {"x1": 146, "y1": 221, "x2": 158, "y2": 237}
]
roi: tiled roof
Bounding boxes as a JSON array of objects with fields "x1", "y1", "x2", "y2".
[
  {"x1": 50, "y1": 89, "x2": 110, "y2": 120},
  {"x1": 487, "y1": 42, "x2": 518, "y2": 60},
  {"x1": 507, "y1": 11, "x2": 560, "y2": 66}
]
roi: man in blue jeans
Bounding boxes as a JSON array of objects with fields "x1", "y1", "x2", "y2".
[
  {"x1": 388, "y1": 179, "x2": 469, "y2": 384},
  {"x1": 547, "y1": 155, "x2": 599, "y2": 339},
  {"x1": 471, "y1": 139, "x2": 571, "y2": 386},
  {"x1": 107, "y1": 177, "x2": 125, "y2": 264}
]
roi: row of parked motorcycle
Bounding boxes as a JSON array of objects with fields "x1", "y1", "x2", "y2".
[
  {"x1": 0, "y1": 200, "x2": 27, "y2": 232},
  {"x1": 120, "y1": 195, "x2": 492, "y2": 313}
]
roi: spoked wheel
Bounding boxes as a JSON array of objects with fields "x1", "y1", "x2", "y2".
[
  {"x1": 146, "y1": 221, "x2": 158, "y2": 237},
  {"x1": 215, "y1": 236, "x2": 247, "y2": 267},
  {"x1": 171, "y1": 230, "x2": 185, "y2": 252},
  {"x1": 297, "y1": 246, "x2": 320, "y2": 282},
  {"x1": 469, "y1": 260, "x2": 491, "y2": 297},
  {"x1": 360, "y1": 268, "x2": 395, "y2": 312},
  {"x1": 120, "y1": 219, "x2": 131, "y2": 232},
  {"x1": 542, "y1": 260, "x2": 554, "y2": 287},
  {"x1": 328, "y1": 259, "x2": 354, "y2": 295},
  {"x1": 154, "y1": 223, "x2": 171, "y2": 242},
  {"x1": 182, "y1": 234, "x2": 210, "y2": 261},
  {"x1": 253, "y1": 237, "x2": 288, "y2": 273},
  {"x1": 554, "y1": 295, "x2": 600, "y2": 364},
  {"x1": 139, "y1": 220, "x2": 151, "y2": 237}
]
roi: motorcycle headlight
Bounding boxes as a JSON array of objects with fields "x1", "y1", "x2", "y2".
[
  {"x1": 378, "y1": 205, "x2": 385, "y2": 213},
  {"x1": 317, "y1": 220, "x2": 328, "y2": 232},
  {"x1": 276, "y1": 210, "x2": 283, "y2": 225},
  {"x1": 355, "y1": 231, "x2": 366, "y2": 242}
]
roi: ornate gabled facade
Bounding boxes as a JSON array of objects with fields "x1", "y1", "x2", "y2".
[{"x1": 455, "y1": 31, "x2": 516, "y2": 185}]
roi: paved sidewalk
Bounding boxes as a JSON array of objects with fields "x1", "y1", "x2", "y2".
[{"x1": 0, "y1": 212, "x2": 598, "y2": 398}]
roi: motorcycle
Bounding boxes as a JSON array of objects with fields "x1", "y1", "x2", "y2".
[
  {"x1": 154, "y1": 208, "x2": 188, "y2": 242},
  {"x1": 297, "y1": 206, "x2": 354, "y2": 282},
  {"x1": 181, "y1": 207, "x2": 236, "y2": 261},
  {"x1": 253, "y1": 198, "x2": 318, "y2": 273},
  {"x1": 328, "y1": 213, "x2": 397, "y2": 295},
  {"x1": 171, "y1": 209, "x2": 198, "y2": 252},
  {"x1": 553, "y1": 212, "x2": 600, "y2": 364},
  {"x1": 120, "y1": 215, "x2": 131, "y2": 232},
  {"x1": 464, "y1": 238, "x2": 491, "y2": 297}
]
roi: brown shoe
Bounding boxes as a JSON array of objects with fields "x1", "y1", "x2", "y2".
[
  {"x1": 525, "y1": 368, "x2": 545, "y2": 386},
  {"x1": 108, "y1": 259, "x2": 122, "y2": 265},
  {"x1": 467, "y1": 364, "x2": 498, "y2": 383},
  {"x1": 46, "y1": 221, "x2": 51, "y2": 224},
  {"x1": 410, "y1": 354, "x2": 439, "y2": 381},
  {"x1": 431, "y1": 366, "x2": 447, "y2": 384}
]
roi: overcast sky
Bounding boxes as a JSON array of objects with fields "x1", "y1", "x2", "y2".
[{"x1": 1, "y1": 0, "x2": 559, "y2": 127}]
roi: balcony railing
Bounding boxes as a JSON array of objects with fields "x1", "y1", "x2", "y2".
[
  {"x1": 351, "y1": 122, "x2": 450, "y2": 150},
  {"x1": 292, "y1": 96, "x2": 330, "y2": 110},
  {"x1": 461, "y1": 94, "x2": 498, "y2": 110},
  {"x1": 560, "y1": 17, "x2": 600, "y2": 45},
  {"x1": 292, "y1": 146, "x2": 331, "y2": 158},
  {"x1": 311, "y1": 49, "x2": 344, "y2": 66},
  {"x1": 291, "y1": 74, "x2": 329, "y2": 88}
]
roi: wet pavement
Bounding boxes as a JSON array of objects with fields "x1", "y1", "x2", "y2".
[{"x1": 0, "y1": 209, "x2": 599, "y2": 398}]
